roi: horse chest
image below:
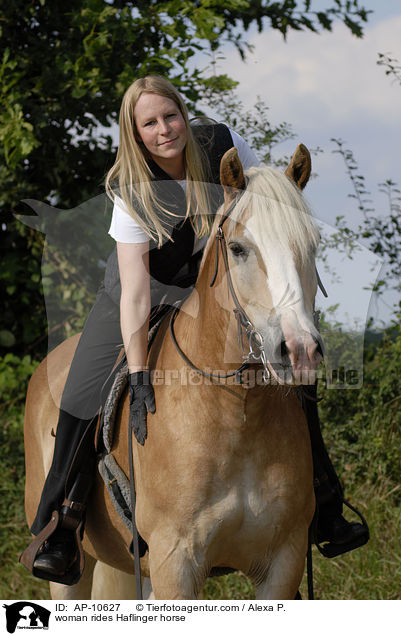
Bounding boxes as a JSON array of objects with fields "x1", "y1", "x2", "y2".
[{"x1": 194, "y1": 467, "x2": 285, "y2": 555}]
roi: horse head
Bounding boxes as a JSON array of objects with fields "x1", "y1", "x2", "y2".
[{"x1": 218, "y1": 145, "x2": 323, "y2": 386}]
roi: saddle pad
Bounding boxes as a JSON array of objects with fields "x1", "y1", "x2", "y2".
[
  {"x1": 98, "y1": 453, "x2": 133, "y2": 533},
  {"x1": 101, "y1": 362, "x2": 128, "y2": 454}
]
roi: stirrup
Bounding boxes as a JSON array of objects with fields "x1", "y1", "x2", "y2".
[
  {"x1": 315, "y1": 499, "x2": 369, "y2": 558},
  {"x1": 19, "y1": 510, "x2": 85, "y2": 586}
]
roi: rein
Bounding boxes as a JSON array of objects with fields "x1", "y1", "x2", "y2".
[
  {"x1": 169, "y1": 306, "x2": 250, "y2": 383},
  {"x1": 128, "y1": 423, "x2": 143, "y2": 600}
]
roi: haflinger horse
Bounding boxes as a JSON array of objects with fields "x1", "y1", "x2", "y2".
[{"x1": 23, "y1": 144, "x2": 323, "y2": 600}]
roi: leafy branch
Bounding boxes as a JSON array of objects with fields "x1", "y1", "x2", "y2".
[
  {"x1": 329, "y1": 139, "x2": 401, "y2": 298},
  {"x1": 377, "y1": 52, "x2": 401, "y2": 86},
  {"x1": 200, "y1": 70, "x2": 295, "y2": 167}
]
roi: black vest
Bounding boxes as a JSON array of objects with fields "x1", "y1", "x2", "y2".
[{"x1": 104, "y1": 123, "x2": 234, "y2": 305}]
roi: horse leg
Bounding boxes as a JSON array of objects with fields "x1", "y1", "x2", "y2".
[
  {"x1": 90, "y1": 561, "x2": 152, "y2": 600},
  {"x1": 49, "y1": 551, "x2": 96, "y2": 600},
  {"x1": 254, "y1": 530, "x2": 308, "y2": 600},
  {"x1": 148, "y1": 535, "x2": 203, "y2": 599}
]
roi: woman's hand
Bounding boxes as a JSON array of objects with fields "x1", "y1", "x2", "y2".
[{"x1": 128, "y1": 371, "x2": 156, "y2": 445}]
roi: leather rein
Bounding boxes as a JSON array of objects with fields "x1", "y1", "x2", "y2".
[{"x1": 169, "y1": 188, "x2": 327, "y2": 386}]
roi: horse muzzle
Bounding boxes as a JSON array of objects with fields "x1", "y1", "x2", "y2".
[{"x1": 263, "y1": 325, "x2": 323, "y2": 386}]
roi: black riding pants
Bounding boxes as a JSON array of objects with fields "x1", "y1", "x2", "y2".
[
  {"x1": 60, "y1": 287, "x2": 123, "y2": 420},
  {"x1": 30, "y1": 288, "x2": 123, "y2": 534}
]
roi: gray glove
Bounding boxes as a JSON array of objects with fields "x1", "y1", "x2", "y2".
[{"x1": 128, "y1": 371, "x2": 156, "y2": 445}]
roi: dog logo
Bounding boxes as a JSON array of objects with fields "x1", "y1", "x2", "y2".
[{"x1": 3, "y1": 602, "x2": 50, "y2": 633}]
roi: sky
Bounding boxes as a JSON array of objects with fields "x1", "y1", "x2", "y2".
[{"x1": 197, "y1": 1, "x2": 401, "y2": 328}]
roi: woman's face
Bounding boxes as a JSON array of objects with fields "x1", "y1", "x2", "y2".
[{"x1": 134, "y1": 92, "x2": 187, "y2": 167}]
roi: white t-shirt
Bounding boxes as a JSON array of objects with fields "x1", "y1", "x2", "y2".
[{"x1": 108, "y1": 128, "x2": 259, "y2": 244}]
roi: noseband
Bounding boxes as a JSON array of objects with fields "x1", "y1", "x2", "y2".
[{"x1": 169, "y1": 185, "x2": 327, "y2": 386}]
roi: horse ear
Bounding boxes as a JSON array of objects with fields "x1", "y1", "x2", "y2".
[
  {"x1": 220, "y1": 147, "x2": 246, "y2": 199},
  {"x1": 285, "y1": 143, "x2": 311, "y2": 190}
]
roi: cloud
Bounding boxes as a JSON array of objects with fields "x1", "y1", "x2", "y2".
[{"x1": 216, "y1": 15, "x2": 401, "y2": 129}]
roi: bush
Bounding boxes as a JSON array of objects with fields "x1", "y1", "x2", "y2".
[
  {"x1": 0, "y1": 353, "x2": 49, "y2": 599},
  {"x1": 319, "y1": 323, "x2": 401, "y2": 496}
]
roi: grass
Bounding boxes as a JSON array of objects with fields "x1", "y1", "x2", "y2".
[
  {"x1": 300, "y1": 480, "x2": 401, "y2": 600},
  {"x1": 0, "y1": 418, "x2": 49, "y2": 600}
]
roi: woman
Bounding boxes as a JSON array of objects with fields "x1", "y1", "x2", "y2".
[{"x1": 23, "y1": 76, "x2": 366, "y2": 584}]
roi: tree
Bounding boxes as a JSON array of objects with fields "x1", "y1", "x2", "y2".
[{"x1": 0, "y1": 0, "x2": 370, "y2": 356}]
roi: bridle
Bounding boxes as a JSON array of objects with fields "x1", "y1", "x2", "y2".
[{"x1": 169, "y1": 185, "x2": 327, "y2": 386}]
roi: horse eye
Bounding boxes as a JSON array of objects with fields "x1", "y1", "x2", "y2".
[{"x1": 229, "y1": 242, "x2": 248, "y2": 259}]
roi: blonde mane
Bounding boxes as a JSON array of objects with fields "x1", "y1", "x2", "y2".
[{"x1": 229, "y1": 165, "x2": 320, "y2": 264}]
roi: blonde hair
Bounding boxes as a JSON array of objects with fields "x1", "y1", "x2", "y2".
[{"x1": 105, "y1": 76, "x2": 211, "y2": 246}]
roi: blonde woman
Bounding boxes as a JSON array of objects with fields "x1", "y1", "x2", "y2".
[
  {"x1": 24, "y1": 76, "x2": 259, "y2": 582},
  {"x1": 24, "y1": 76, "x2": 366, "y2": 584}
]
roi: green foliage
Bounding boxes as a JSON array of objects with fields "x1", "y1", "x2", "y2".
[
  {"x1": 318, "y1": 323, "x2": 401, "y2": 494},
  {"x1": 0, "y1": 354, "x2": 39, "y2": 449},
  {"x1": 301, "y1": 479, "x2": 401, "y2": 600},
  {"x1": 316, "y1": 307, "x2": 365, "y2": 387},
  {"x1": 0, "y1": 353, "x2": 49, "y2": 600},
  {"x1": 202, "y1": 571, "x2": 255, "y2": 599},
  {"x1": 0, "y1": 50, "x2": 40, "y2": 169},
  {"x1": 0, "y1": 353, "x2": 39, "y2": 405},
  {"x1": 329, "y1": 139, "x2": 401, "y2": 299},
  {"x1": 377, "y1": 52, "x2": 401, "y2": 86}
]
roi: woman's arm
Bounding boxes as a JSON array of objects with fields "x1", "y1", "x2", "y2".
[{"x1": 117, "y1": 241, "x2": 151, "y2": 373}]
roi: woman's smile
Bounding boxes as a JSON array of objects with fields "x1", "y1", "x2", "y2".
[
  {"x1": 158, "y1": 136, "x2": 178, "y2": 146},
  {"x1": 134, "y1": 92, "x2": 187, "y2": 177}
]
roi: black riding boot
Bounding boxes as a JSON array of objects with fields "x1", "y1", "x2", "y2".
[
  {"x1": 301, "y1": 384, "x2": 369, "y2": 557},
  {"x1": 22, "y1": 409, "x2": 97, "y2": 582}
]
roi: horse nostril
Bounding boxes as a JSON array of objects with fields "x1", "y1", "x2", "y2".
[
  {"x1": 313, "y1": 336, "x2": 324, "y2": 360},
  {"x1": 274, "y1": 339, "x2": 290, "y2": 363}
]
